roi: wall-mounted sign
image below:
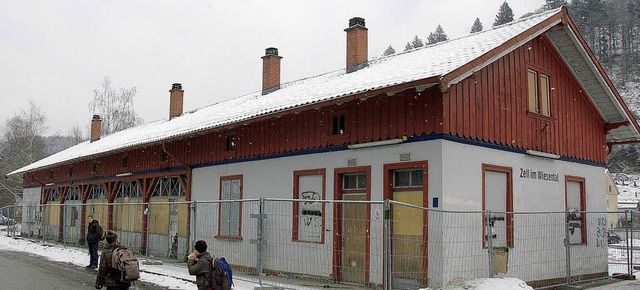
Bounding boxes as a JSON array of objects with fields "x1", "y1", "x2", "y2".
[{"x1": 519, "y1": 168, "x2": 559, "y2": 182}]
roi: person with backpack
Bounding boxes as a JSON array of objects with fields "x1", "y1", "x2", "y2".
[
  {"x1": 86, "y1": 215, "x2": 103, "y2": 269},
  {"x1": 187, "y1": 240, "x2": 230, "y2": 290},
  {"x1": 95, "y1": 230, "x2": 134, "y2": 290},
  {"x1": 187, "y1": 240, "x2": 213, "y2": 290}
]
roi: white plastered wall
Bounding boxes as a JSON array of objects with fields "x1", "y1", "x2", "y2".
[
  {"x1": 435, "y1": 140, "x2": 607, "y2": 287},
  {"x1": 191, "y1": 140, "x2": 442, "y2": 285}
]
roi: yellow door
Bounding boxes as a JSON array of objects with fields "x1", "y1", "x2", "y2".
[
  {"x1": 342, "y1": 193, "x2": 367, "y2": 284},
  {"x1": 392, "y1": 190, "x2": 424, "y2": 286}
]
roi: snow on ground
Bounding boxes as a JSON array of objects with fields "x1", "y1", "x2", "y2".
[
  {"x1": 3, "y1": 177, "x2": 640, "y2": 290},
  {"x1": 0, "y1": 232, "x2": 535, "y2": 290}
]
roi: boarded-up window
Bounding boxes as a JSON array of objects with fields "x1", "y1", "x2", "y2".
[
  {"x1": 527, "y1": 69, "x2": 551, "y2": 116},
  {"x1": 482, "y1": 164, "x2": 513, "y2": 248},
  {"x1": 293, "y1": 171, "x2": 325, "y2": 243},
  {"x1": 219, "y1": 176, "x2": 242, "y2": 237},
  {"x1": 566, "y1": 176, "x2": 586, "y2": 244}
]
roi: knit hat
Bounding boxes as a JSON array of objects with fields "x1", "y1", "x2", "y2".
[{"x1": 194, "y1": 240, "x2": 207, "y2": 253}]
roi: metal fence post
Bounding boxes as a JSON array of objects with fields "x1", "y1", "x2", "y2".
[
  {"x1": 251, "y1": 198, "x2": 266, "y2": 286},
  {"x1": 565, "y1": 210, "x2": 572, "y2": 286},
  {"x1": 486, "y1": 211, "x2": 494, "y2": 278},
  {"x1": 383, "y1": 200, "x2": 391, "y2": 290},
  {"x1": 631, "y1": 210, "x2": 635, "y2": 272},
  {"x1": 145, "y1": 203, "x2": 150, "y2": 260},
  {"x1": 42, "y1": 204, "x2": 47, "y2": 246},
  {"x1": 625, "y1": 210, "x2": 631, "y2": 276},
  {"x1": 190, "y1": 201, "x2": 196, "y2": 256}
]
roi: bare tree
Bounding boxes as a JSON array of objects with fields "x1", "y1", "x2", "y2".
[
  {"x1": 69, "y1": 124, "x2": 85, "y2": 144},
  {"x1": 0, "y1": 101, "x2": 48, "y2": 206},
  {"x1": 89, "y1": 77, "x2": 143, "y2": 135}
]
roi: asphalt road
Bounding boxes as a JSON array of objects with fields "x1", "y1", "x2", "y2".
[{"x1": 0, "y1": 249, "x2": 166, "y2": 290}]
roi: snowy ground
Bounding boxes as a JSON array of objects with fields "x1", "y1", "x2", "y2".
[
  {"x1": 0, "y1": 232, "x2": 538, "y2": 290},
  {"x1": 0, "y1": 176, "x2": 638, "y2": 289}
]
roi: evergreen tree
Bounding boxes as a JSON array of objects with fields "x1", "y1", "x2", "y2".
[
  {"x1": 427, "y1": 25, "x2": 448, "y2": 44},
  {"x1": 404, "y1": 42, "x2": 413, "y2": 51},
  {"x1": 411, "y1": 35, "x2": 424, "y2": 48},
  {"x1": 493, "y1": 1, "x2": 515, "y2": 27},
  {"x1": 383, "y1": 45, "x2": 396, "y2": 56},
  {"x1": 569, "y1": 0, "x2": 607, "y2": 53},
  {"x1": 544, "y1": 0, "x2": 568, "y2": 10},
  {"x1": 470, "y1": 18, "x2": 483, "y2": 33}
]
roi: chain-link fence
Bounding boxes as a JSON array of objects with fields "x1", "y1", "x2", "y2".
[{"x1": 2, "y1": 200, "x2": 637, "y2": 289}]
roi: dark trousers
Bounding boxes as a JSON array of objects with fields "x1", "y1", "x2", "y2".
[{"x1": 89, "y1": 242, "x2": 99, "y2": 266}]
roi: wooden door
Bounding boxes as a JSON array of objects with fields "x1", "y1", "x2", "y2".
[
  {"x1": 392, "y1": 190, "x2": 424, "y2": 285},
  {"x1": 342, "y1": 193, "x2": 367, "y2": 284}
]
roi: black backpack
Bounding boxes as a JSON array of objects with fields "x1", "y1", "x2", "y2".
[
  {"x1": 97, "y1": 225, "x2": 105, "y2": 241},
  {"x1": 204, "y1": 256, "x2": 231, "y2": 290}
]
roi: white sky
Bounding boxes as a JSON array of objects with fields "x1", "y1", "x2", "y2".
[{"x1": 0, "y1": 0, "x2": 546, "y2": 136}]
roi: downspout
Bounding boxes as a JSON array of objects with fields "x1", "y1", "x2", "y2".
[{"x1": 162, "y1": 141, "x2": 193, "y2": 258}]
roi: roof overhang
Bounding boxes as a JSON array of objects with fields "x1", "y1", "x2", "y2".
[{"x1": 441, "y1": 7, "x2": 640, "y2": 145}]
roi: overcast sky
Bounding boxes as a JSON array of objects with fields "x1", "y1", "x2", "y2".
[{"x1": 0, "y1": 0, "x2": 545, "y2": 136}]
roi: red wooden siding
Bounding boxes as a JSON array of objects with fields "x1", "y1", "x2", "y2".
[
  {"x1": 443, "y1": 35, "x2": 606, "y2": 163},
  {"x1": 24, "y1": 35, "x2": 608, "y2": 188}
]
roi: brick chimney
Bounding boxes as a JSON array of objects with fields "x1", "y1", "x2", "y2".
[
  {"x1": 345, "y1": 17, "x2": 368, "y2": 73},
  {"x1": 90, "y1": 115, "x2": 102, "y2": 142},
  {"x1": 169, "y1": 83, "x2": 184, "y2": 119},
  {"x1": 262, "y1": 47, "x2": 282, "y2": 95}
]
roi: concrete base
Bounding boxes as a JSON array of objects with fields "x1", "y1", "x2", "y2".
[
  {"x1": 142, "y1": 259, "x2": 164, "y2": 265},
  {"x1": 554, "y1": 286, "x2": 580, "y2": 290},
  {"x1": 612, "y1": 274, "x2": 636, "y2": 280},
  {"x1": 254, "y1": 287, "x2": 284, "y2": 290}
]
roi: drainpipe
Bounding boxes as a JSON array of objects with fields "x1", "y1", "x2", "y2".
[{"x1": 161, "y1": 142, "x2": 193, "y2": 259}]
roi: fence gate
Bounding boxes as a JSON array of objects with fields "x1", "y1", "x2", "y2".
[{"x1": 63, "y1": 201, "x2": 82, "y2": 244}]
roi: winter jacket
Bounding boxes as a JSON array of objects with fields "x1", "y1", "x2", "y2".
[
  {"x1": 86, "y1": 220, "x2": 102, "y2": 244},
  {"x1": 187, "y1": 252, "x2": 213, "y2": 290},
  {"x1": 95, "y1": 244, "x2": 132, "y2": 289}
]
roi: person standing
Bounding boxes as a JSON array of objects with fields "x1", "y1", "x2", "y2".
[
  {"x1": 86, "y1": 215, "x2": 102, "y2": 269},
  {"x1": 187, "y1": 240, "x2": 213, "y2": 290},
  {"x1": 95, "y1": 230, "x2": 132, "y2": 290}
]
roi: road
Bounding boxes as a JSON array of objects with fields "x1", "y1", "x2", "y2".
[{"x1": 0, "y1": 250, "x2": 165, "y2": 290}]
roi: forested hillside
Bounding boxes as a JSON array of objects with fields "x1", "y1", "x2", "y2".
[{"x1": 569, "y1": 0, "x2": 640, "y2": 173}]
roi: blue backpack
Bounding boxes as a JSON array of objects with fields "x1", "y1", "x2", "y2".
[
  {"x1": 216, "y1": 257, "x2": 233, "y2": 287},
  {"x1": 204, "y1": 256, "x2": 233, "y2": 290}
]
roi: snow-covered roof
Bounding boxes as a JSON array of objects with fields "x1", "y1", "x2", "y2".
[{"x1": 9, "y1": 8, "x2": 639, "y2": 176}]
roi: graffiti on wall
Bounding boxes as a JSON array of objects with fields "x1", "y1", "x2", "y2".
[{"x1": 299, "y1": 190, "x2": 322, "y2": 242}]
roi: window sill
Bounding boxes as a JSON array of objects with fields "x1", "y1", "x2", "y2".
[
  {"x1": 526, "y1": 111, "x2": 556, "y2": 122},
  {"x1": 327, "y1": 134, "x2": 350, "y2": 146},
  {"x1": 292, "y1": 238, "x2": 325, "y2": 244},
  {"x1": 214, "y1": 235, "x2": 242, "y2": 241}
]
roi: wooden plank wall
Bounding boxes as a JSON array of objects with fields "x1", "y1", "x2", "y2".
[
  {"x1": 443, "y1": 35, "x2": 606, "y2": 163},
  {"x1": 26, "y1": 86, "x2": 443, "y2": 188},
  {"x1": 25, "y1": 35, "x2": 609, "y2": 188}
]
